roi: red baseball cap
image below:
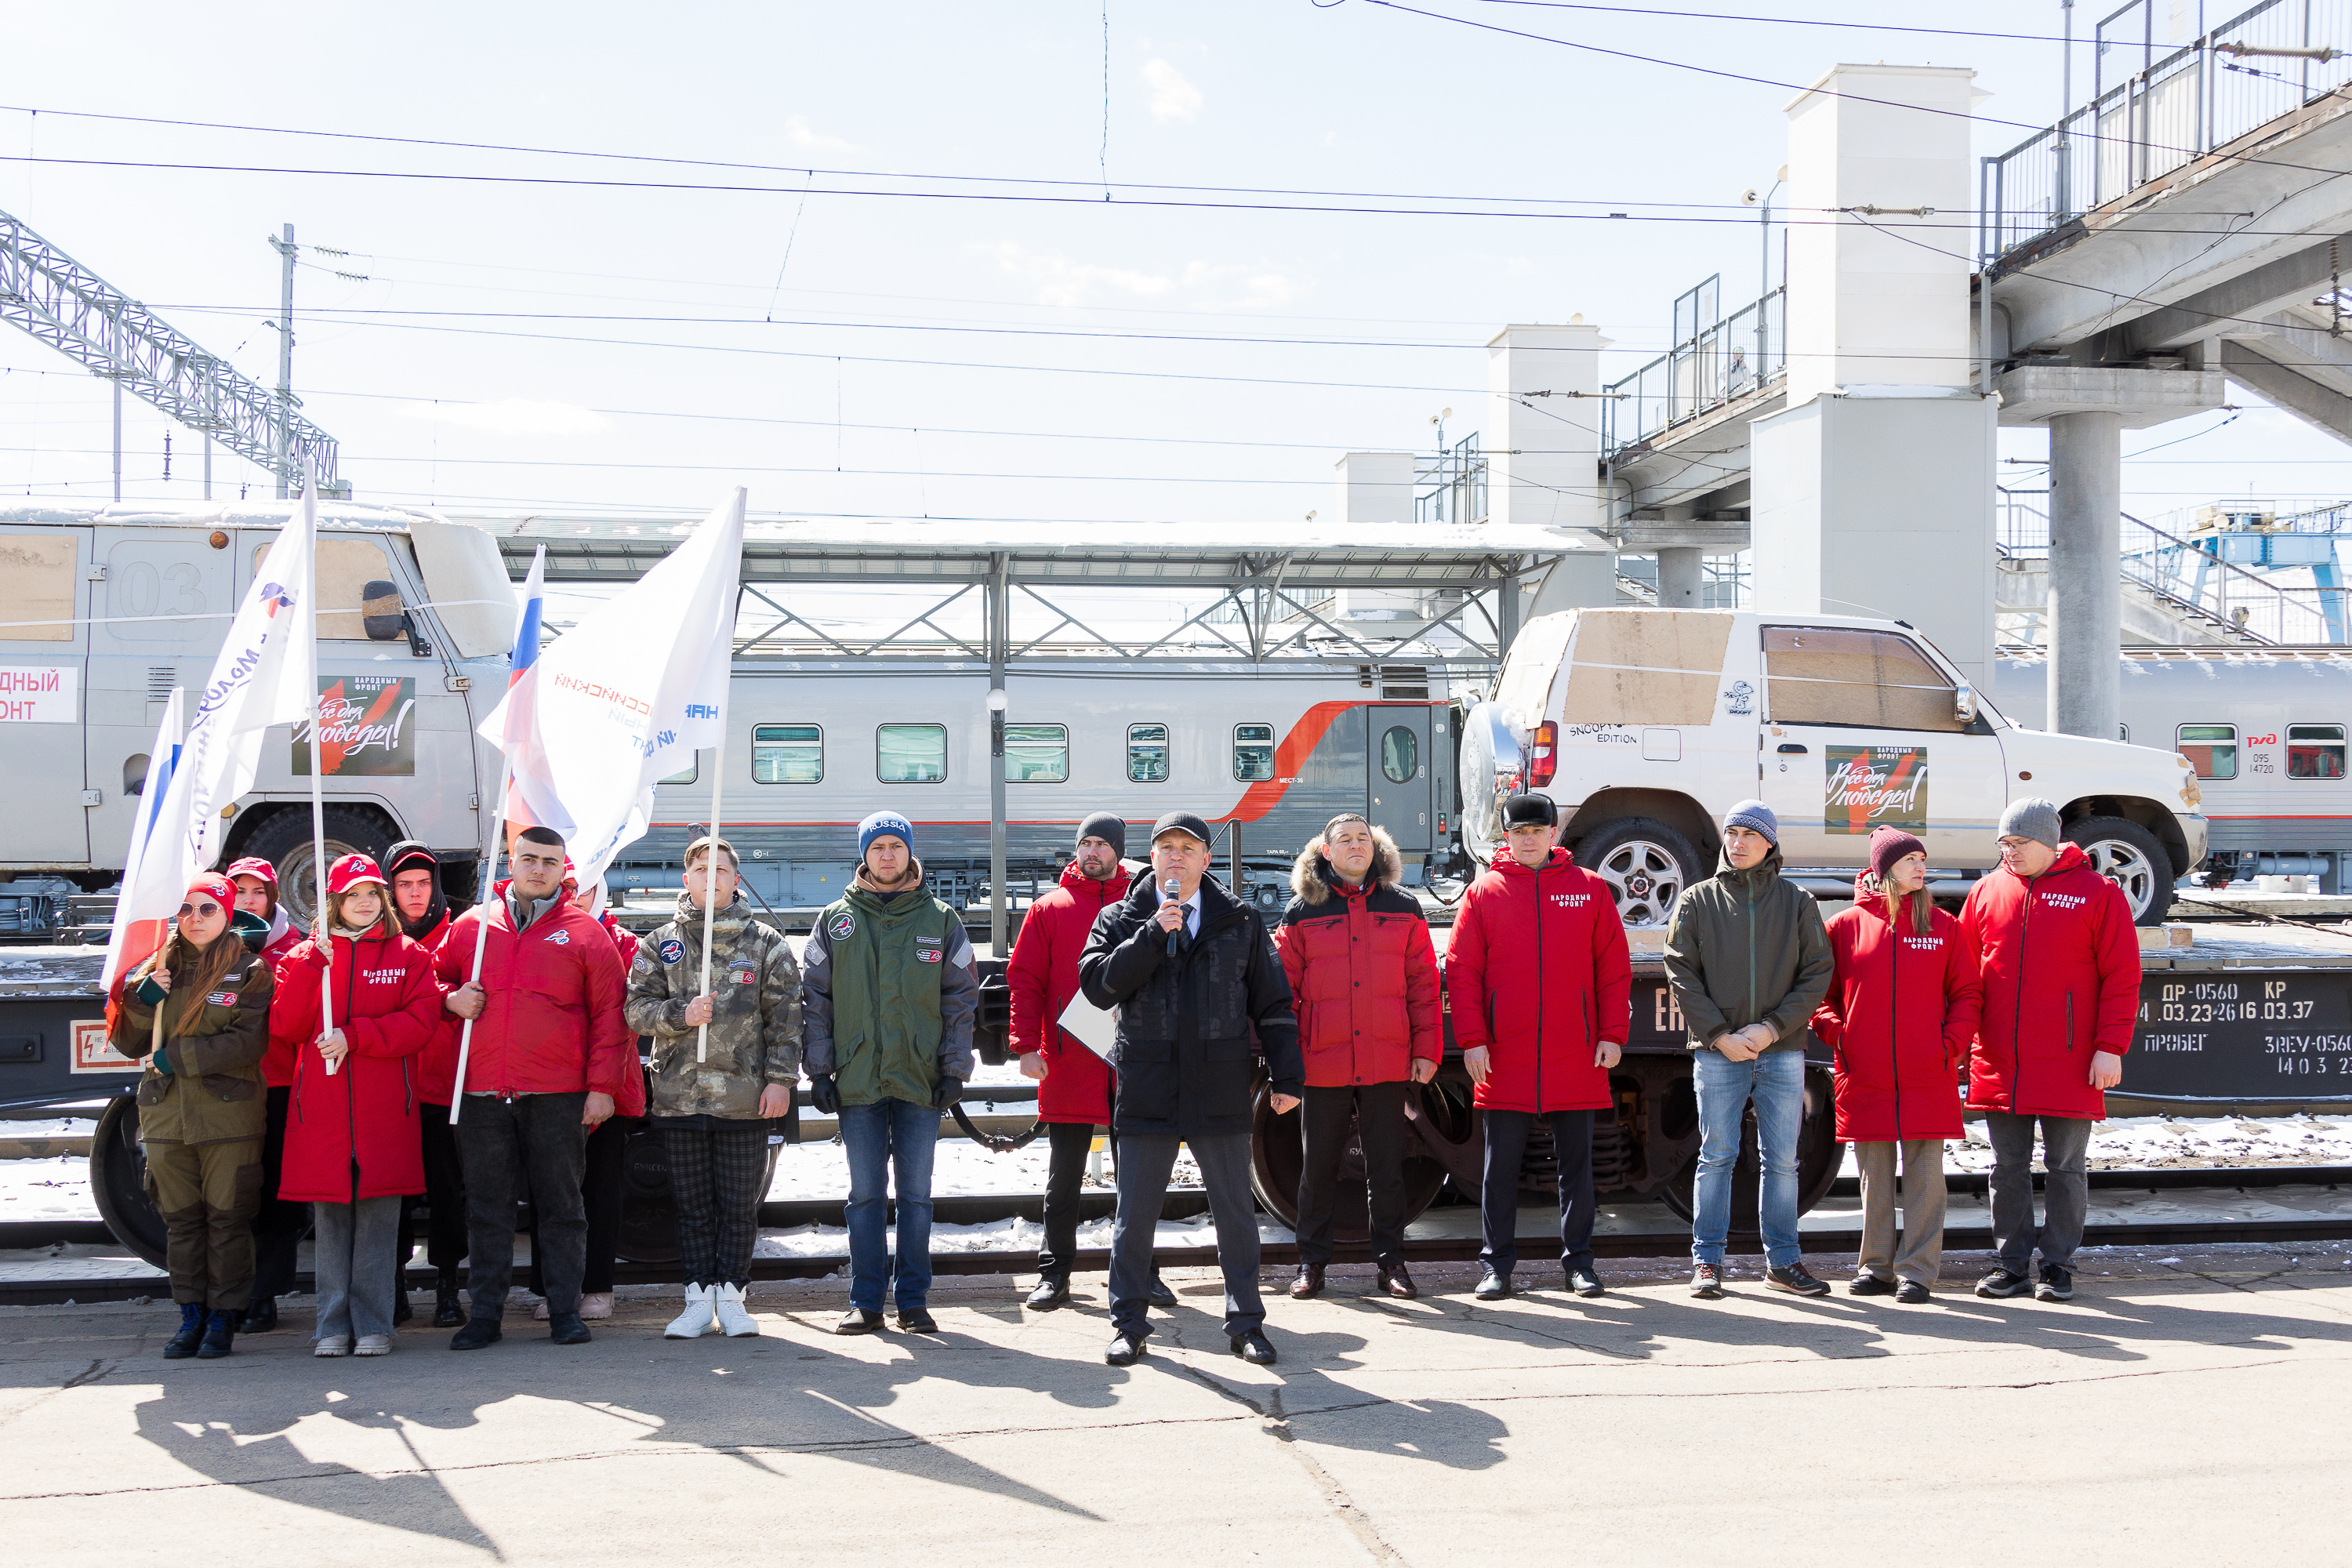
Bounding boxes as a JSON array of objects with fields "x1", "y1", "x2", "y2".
[
  {"x1": 223, "y1": 856, "x2": 278, "y2": 888},
  {"x1": 325, "y1": 854, "x2": 388, "y2": 896}
]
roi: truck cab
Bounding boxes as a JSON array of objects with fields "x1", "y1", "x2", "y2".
[{"x1": 1459, "y1": 608, "x2": 2206, "y2": 926}]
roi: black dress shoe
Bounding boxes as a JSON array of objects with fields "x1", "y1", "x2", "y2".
[
  {"x1": 1105, "y1": 1332, "x2": 1146, "y2": 1367},
  {"x1": 1566, "y1": 1266, "x2": 1606, "y2": 1298},
  {"x1": 1474, "y1": 1268, "x2": 1512, "y2": 1301},
  {"x1": 897, "y1": 1307, "x2": 939, "y2": 1334},
  {"x1": 163, "y1": 1303, "x2": 205, "y2": 1359},
  {"x1": 1231, "y1": 1329, "x2": 1277, "y2": 1366},
  {"x1": 1849, "y1": 1272, "x2": 1898, "y2": 1297},
  {"x1": 450, "y1": 1316, "x2": 503, "y2": 1351},
  {"x1": 833, "y1": 1308, "x2": 884, "y2": 1336},
  {"x1": 548, "y1": 1311, "x2": 591, "y2": 1345},
  {"x1": 1290, "y1": 1263, "x2": 1325, "y2": 1300},
  {"x1": 1377, "y1": 1263, "x2": 1417, "y2": 1300},
  {"x1": 432, "y1": 1283, "x2": 466, "y2": 1330},
  {"x1": 1145, "y1": 1275, "x2": 1178, "y2": 1309},
  {"x1": 1895, "y1": 1279, "x2": 1933, "y2": 1304},
  {"x1": 241, "y1": 1296, "x2": 279, "y2": 1334},
  {"x1": 1024, "y1": 1278, "x2": 1071, "y2": 1311},
  {"x1": 195, "y1": 1311, "x2": 237, "y2": 1359}
]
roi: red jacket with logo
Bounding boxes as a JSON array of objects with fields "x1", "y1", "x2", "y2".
[
  {"x1": 1007, "y1": 861, "x2": 1132, "y2": 1124},
  {"x1": 1958, "y1": 842, "x2": 2142, "y2": 1120},
  {"x1": 267, "y1": 927, "x2": 441, "y2": 1201},
  {"x1": 1443, "y1": 846, "x2": 1632, "y2": 1113},
  {"x1": 431, "y1": 898, "x2": 636, "y2": 1102},
  {"x1": 1273, "y1": 850, "x2": 1441, "y2": 1088},
  {"x1": 1812, "y1": 875, "x2": 1982, "y2": 1141}
]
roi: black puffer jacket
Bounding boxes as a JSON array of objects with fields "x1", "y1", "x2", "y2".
[{"x1": 1078, "y1": 873, "x2": 1304, "y2": 1138}]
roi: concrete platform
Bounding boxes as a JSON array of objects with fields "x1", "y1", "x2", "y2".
[{"x1": 0, "y1": 1243, "x2": 2346, "y2": 1564}]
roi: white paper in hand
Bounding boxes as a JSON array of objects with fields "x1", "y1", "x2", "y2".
[{"x1": 1055, "y1": 991, "x2": 1120, "y2": 1062}]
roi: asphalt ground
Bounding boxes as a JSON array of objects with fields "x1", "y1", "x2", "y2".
[{"x1": 1, "y1": 1241, "x2": 2347, "y2": 1565}]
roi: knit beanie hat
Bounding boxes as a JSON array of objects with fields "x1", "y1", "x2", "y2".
[
  {"x1": 1867, "y1": 826, "x2": 1927, "y2": 884},
  {"x1": 858, "y1": 811, "x2": 915, "y2": 860},
  {"x1": 1722, "y1": 799, "x2": 1779, "y2": 846},
  {"x1": 1076, "y1": 811, "x2": 1127, "y2": 858},
  {"x1": 1998, "y1": 797, "x2": 2063, "y2": 851}
]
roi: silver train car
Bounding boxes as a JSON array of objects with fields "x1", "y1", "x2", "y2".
[{"x1": 1994, "y1": 648, "x2": 2352, "y2": 889}]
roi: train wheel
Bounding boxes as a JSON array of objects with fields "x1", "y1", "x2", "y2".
[
  {"x1": 2065, "y1": 815, "x2": 2173, "y2": 926},
  {"x1": 1247, "y1": 1082, "x2": 1450, "y2": 1236},
  {"x1": 1656, "y1": 1064, "x2": 1843, "y2": 1225},
  {"x1": 89, "y1": 1094, "x2": 169, "y2": 1269}
]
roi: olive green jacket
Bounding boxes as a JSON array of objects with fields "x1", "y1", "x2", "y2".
[
  {"x1": 800, "y1": 863, "x2": 978, "y2": 1109},
  {"x1": 111, "y1": 949, "x2": 276, "y2": 1145},
  {"x1": 1662, "y1": 847, "x2": 1834, "y2": 1054}
]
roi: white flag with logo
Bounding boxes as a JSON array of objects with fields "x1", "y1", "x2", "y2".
[
  {"x1": 477, "y1": 488, "x2": 743, "y2": 884},
  {"x1": 103, "y1": 481, "x2": 319, "y2": 982}
]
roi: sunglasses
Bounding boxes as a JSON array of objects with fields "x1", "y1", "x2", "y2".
[{"x1": 178, "y1": 901, "x2": 223, "y2": 919}]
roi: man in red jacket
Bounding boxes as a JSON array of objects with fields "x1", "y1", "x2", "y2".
[
  {"x1": 1959, "y1": 798, "x2": 2140, "y2": 1304},
  {"x1": 1008, "y1": 814, "x2": 1176, "y2": 1312},
  {"x1": 387, "y1": 840, "x2": 470, "y2": 1329},
  {"x1": 1276, "y1": 813, "x2": 1442, "y2": 1301},
  {"x1": 435, "y1": 826, "x2": 634, "y2": 1348},
  {"x1": 1445, "y1": 794, "x2": 1632, "y2": 1301}
]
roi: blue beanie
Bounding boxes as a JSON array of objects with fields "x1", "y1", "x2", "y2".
[
  {"x1": 1722, "y1": 799, "x2": 1779, "y2": 847},
  {"x1": 858, "y1": 811, "x2": 914, "y2": 860}
]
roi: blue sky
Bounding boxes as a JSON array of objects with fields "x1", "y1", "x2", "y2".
[{"x1": 0, "y1": 0, "x2": 2338, "y2": 535}]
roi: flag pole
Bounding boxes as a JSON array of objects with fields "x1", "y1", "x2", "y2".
[
  {"x1": 448, "y1": 756, "x2": 512, "y2": 1128},
  {"x1": 696, "y1": 727, "x2": 724, "y2": 1064},
  {"x1": 296, "y1": 476, "x2": 339, "y2": 1076}
]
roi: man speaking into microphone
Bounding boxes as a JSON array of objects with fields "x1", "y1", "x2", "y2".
[{"x1": 1080, "y1": 812, "x2": 1302, "y2": 1368}]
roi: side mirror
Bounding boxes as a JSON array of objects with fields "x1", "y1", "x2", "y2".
[
  {"x1": 1955, "y1": 681, "x2": 1976, "y2": 724},
  {"x1": 361, "y1": 579, "x2": 406, "y2": 641}
]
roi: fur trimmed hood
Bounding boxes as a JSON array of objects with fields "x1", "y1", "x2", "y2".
[{"x1": 1290, "y1": 826, "x2": 1404, "y2": 906}]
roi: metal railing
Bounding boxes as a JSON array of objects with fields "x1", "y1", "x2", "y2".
[
  {"x1": 1602, "y1": 286, "x2": 1784, "y2": 458},
  {"x1": 1998, "y1": 487, "x2": 2348, "y2": 641},
  {"x1": 1414, "y1": 432, "x2": 1486, "y2": 524},
  {"x1": 1984, "y1": 0, "x2": 2352, "y2": 264}
]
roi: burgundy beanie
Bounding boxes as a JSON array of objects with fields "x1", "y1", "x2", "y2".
[{"x1": 1868, "y1": 826, "x2": 1927, "y2": 884}]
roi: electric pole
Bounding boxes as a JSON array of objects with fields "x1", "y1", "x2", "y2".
[{"x1": 269, "y1": 223, "x2": 296, "y2": 499}]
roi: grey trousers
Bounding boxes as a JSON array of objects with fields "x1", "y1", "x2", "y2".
[
  {"x1": 1854, "y1": 1139, "x2": 1947, "y2": 1285},
  {"x1": 1109, "y1": 1132, "x2": 1263, "y2": 1340},
  {"x1": 1983, "y1": 1112, "x2": 2092, "y2": 1274},
  {"x1": 314, "y1": 1196, "x2": 404, "y2": 1341}
]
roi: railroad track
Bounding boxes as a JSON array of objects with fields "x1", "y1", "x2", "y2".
[{"x1": 5, "y1": 1164, "x2": 2347, "y2": 1308}]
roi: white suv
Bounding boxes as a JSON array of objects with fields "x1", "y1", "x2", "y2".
[{"x1": 1459, "y1": 608, "x2": 2206, "y2": 927}]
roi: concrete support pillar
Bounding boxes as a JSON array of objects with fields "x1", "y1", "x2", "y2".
[
  {"x1": 1489, "y1": 322, "x2": 1618, "y2": 609},
  {"x1": 1655, "y1": 547, "x2": 1704, "y2": 608},
  {"x1": 2047, "y1": 409, "x2": 2124, "y2": 740}
]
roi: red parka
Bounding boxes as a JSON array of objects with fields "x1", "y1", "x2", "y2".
[
  {"x1": 1007, "y1": 860, "x2": 1132, "y2": 1123},
  {"x1": 255, "y1": 909, "x2": 309, "y2": 1087},
  {"x1": 1273, "y1": 842, "x2": 1441, "y2": 1088},
  {"x1": 1443, "y1": 845, "x2": 1632, "y2": 1113},
  {"x1": 267, "y1": 926, "x2": 442, "y2": 1202},
  {"x1": 431, "y1": 898, "x2": 636, "y2": 1102},
  {"x1": 1958, "y1": 841, "x2": 2142, "y2": 1120},
  {"x1": 1812, "y1": 874, "x2": 1983, "y2": 1141}
]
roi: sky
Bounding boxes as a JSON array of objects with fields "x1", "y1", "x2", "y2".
[{"x1": 0, "y1": 0, "x2": 2343, "y2": 545}]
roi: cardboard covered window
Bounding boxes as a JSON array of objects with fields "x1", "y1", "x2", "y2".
[
  {"x1": 1558, "y1": 608, "x2": 1733, "y2": 726},
  {"x1": 1765, "y1": 626, "x2": 1965, "y2": 731},
  {"x1": 252, "y1": 535, "x2": 397, "y2": 640},
  {"x1": 0, "y1": 534, "x2": 76, "y2": 644}
]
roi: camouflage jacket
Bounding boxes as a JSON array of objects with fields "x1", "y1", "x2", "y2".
[{"x1": 623, "y1": 895, "x2": 804, "y2": 1122}]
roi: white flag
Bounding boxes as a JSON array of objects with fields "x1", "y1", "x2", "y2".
[
  {"x1": 103, "y1": 481, "x2": 320, "y2": 982},
  {"x1": 478, "y1": 488, "x2": 743, "y2": 885}
]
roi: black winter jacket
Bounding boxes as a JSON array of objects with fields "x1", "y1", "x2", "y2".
[{"x1": 1078, "y1": 873, "x2": 1304, "y2": 1138}]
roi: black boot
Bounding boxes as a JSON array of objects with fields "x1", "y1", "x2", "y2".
[
  {"x1": 432, "y1": 1269, "x2": 466, "y2": 1329},
  {"x1": 195, "y1": 1309, "x2": 238, "y2": 1359},
  {"x1": 392, "y1": 1287, "x2": 414, "y2": 1327},
  {"x1": 241, "y1": 1295, "x2": 279, "y2": 1334},
  {"x1": 163, "y1": 1302, "x2": 205, "y2": 1359}
]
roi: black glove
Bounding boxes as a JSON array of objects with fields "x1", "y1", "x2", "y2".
[
  {"x1": 933, "y1": 1076, "x2": 963, "y2": 1112},
  {"x1": 808, "y1": 1074, "x2": 839, "y2": 1116}
]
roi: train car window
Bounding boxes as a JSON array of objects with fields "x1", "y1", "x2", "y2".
[
  {"x1": 1763, "y1": 626, "x2": 1967, "y2": 731},
  {"x1": 1127, "y1": 723, "x2": 1169, "y2": 782},
  {"x1": 1005, "y1": 724, "x2": 1068, "y2": 783},
  {"x1": 753, "y1": 724, "x2": 822, "y2": 784},
  {"x1": 2118, "y1": 724, "x2": 2129, "y2": 743},
  {"x1": 2288, "y1": 724, "x2": 2346, "y2": 779},
  {"x1": 2177, "y1": 724, "x2": 2238, "y2": 780},
  {"x1": 1233, "y1": 723, "x2": 1276, "y2": 782},
  {"x1": 877, "y1": 724, "x2": 946, "y2": 783},
  {"x1": 1381, "y1": 725, "x2": 1418, "y2": 782},
  {"x1": 659, "y1": 761, "x2": 699, "y2": 786}
]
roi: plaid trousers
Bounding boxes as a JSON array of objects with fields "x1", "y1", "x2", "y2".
[{"x1": 661, "y1": 1123, "x2": 770, "y2": 1288}]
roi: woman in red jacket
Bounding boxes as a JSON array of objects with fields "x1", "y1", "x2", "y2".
[
  {"x1": 1443, "y1": 794, "x2": 1632, "y2": 1301},
  {"x1": 269, "y1": 854, "x2": 443, "y2": 1357},
  {"x1": 1274, "y1": 814, "x2": 1442, "y2": 1301},
  {"x1": 1813, "y1": 828, "x2": 1983, "y2": 1303}
]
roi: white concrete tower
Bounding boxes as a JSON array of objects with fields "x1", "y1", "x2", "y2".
[{"x1": 1486, "y1": 321, "x2": 1619, "y2": 612}]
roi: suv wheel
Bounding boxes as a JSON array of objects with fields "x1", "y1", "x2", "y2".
[
  {"x1": 2064, "y1": 815, "x2": 2173, "y2": 926},
  {"x1": 1573, "y1": 817, "x2": 1701, "y2": 929}
]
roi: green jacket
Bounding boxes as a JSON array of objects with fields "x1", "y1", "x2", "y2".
[
  {"x1": 1661, "y1": 847, "x2": 1834, "y2": 1054},
  {"x1": 800, "y1": 863, "x2": 979, "y2": 1109},
  {"x1": 624, "y1": 893, "x2": 804, "y2": 1123},
  {"x1": 111, "y1": 946, "x2": 276, "y2": 1145}
]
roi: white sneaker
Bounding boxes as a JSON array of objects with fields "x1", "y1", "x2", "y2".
[
  {"x1": 530, "y1": 1297, "x2": 550, "y2": 1322},
  {"x1": 314, "y1": 1334, "x2": 350, "y2": 1357},
  {"x1": 665, "y1": 1283, "x2": 716, "y2": 1340},
  {"x1": 578, "y1": 1292, "x2": 614, "y2": 1321},
  {"x1": 712, "y1": 1282, "x2": 758, "y2": 1338},
  {"x1": 354, "y1": 1334, "x2": 393, "y2": 1356}
]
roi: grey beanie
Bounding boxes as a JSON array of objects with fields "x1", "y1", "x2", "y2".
[
  {"x1": 1722, "y1": 799, "x2": 1779, "y2": 847},
  {"x1": 1998, "y1": 797, "x2": 2063, "y2": 851}
]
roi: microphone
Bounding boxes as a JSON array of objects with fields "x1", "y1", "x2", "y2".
[{"x1": 1163, "y1": 875, "x2": 1182, "y2": 954}]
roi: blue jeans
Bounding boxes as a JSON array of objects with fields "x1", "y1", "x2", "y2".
[
  {"x1": 1690, "y1": 1048, "x2": 1805, "y2": 1269},
  {"x1": 838, "y1": 1098, "x2": 942, "y2": 1312}
]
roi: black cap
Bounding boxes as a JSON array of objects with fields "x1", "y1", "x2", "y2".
[
  {"x1": 1150, "y1": 811, "x2": 1213, "y2": 849},
  {"x1": 1501, "y1": 793, "x2": 1558, "y2": 829},
  {"x1": 1076, "y1": 811, "x2": 1127, "y2": 859}
]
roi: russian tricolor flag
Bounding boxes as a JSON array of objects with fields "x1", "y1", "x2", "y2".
[{"x1": 499, "y1": 546, "x2": 548, "y2": 838}]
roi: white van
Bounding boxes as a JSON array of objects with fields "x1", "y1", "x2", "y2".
[{"x1": 1458, "y1": 608, "x2": 2207, "y2": 926}]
